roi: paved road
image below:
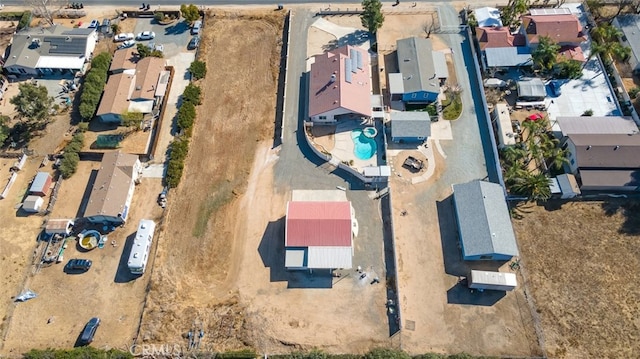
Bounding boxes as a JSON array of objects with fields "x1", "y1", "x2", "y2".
[{"x1": 2, "y1": 0, "x2": 512, "y2": 7}]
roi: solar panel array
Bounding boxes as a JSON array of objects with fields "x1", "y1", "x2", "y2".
[
  {"x1": 356, "y1": 50, "x2": 363, "y2": 69},
  {"x1": 350, "y1": 48, "x2": 357, "y2": 73},
  {"x1": 43, "y1": 36, "x2": 86, "y2": 55},
  {"x1": 529, "y1": 8, "x2": 571, "y2": 16},
  {"x1": 344, "y1": 58, "x2": 352, "y2": 83}
]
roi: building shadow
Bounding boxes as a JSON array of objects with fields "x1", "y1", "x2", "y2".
[
  {"x1": 272, "y1": 11, "x2": 290, "y2": 148},
  {"x1": 257, "y1": 217, "x2": 332, "y2": 289},
  {"x1": 446, "y1": 280, "x2": 506, "y2": 306},
  {"x1": 114, "y1": 231, "x2": 142, "y2": 283},
  {"x1": 436, "y1": 195, "x2": 467, "y2": 277},
  {"x1": 76, "y1": 169, "x2": 99, "y2": 219}
]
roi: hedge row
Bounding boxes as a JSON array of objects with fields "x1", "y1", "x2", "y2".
[
  {"x1": 79, "y1": 52, "x2": 112, "y2": 121},
  {"x1": 59, "y1": 132, "x2": 84, "y2": 179},
  {"x1": 166, "y1": 81, "x2": 203, "y2": 188}
]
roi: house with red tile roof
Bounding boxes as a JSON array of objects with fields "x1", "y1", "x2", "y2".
[
  {"x1": 476, "y1": 27, "x2": 532, "y2": 68},
  {"x1": 521, "y1": 14, "x2": 587, "y2": 46},
  {"x1": 476, "y1": 27, "x2": 526, "y2": 50},
  {"x1": 285, "y1": 201, "x2": 354, "y2": 270},
  {"x1": 308, "y1": 45, "x2": 371, "y2": 122}
]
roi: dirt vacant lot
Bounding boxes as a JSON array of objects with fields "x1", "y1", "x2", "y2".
[{"x1": 512, "y1": 201, "x2": 640, "y2": 359}]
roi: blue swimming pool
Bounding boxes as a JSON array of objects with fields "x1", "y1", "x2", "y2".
[{"x1": 351, "y1": 129, "x2": 377, "y2": 160}]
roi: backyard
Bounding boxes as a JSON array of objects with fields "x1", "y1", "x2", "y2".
[{"x1": 512, "y1": 200, "x2": 640, "y2": 358}]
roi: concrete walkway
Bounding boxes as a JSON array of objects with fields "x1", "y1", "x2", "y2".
[{"x1": 152, "y1": 52, "x2": 196, "y2": 162}]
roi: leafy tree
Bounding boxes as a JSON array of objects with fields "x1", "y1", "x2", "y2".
[
  {"x1": 136, "y1": 43, "x2": 164, "y2": 59},
  {"x1": 111, "y1": 23, "x2": 120, "y2": 34},
  {"x1": 182, "y1": 84, "x2": 202, "y2": 105},
  {"x1": 17, "y1": 11, "x2": 31, "y2": 30},
  {"x1": 180, "y1": 4, "x2": 200, "y2": 24},
  {"x1": 532, "y1": 36, "x2": 560, "y2": 72},
  {"x1": 10, "y1": 83, "x2": 54, "y2": 124},
  {"x1": 501, "y1": 0, "x2": 530, "y2": 29},
  {"x1": 59, "y1": 151, "x2": 79, "y2": 178},
  {"x1": 189, "y1": 60, "x2": 207, "y2": 80},
  {"x1": 360, "y1": 0, "x2": 384, "y2": 34},
  {"x1": 177, "y1": 101, "x2": 196, "y2": 132},
  {"x1": 555, "y1": 59, "x2": 582, "y2": 79},
  {"x1": 0, "y1": 115, "x2": 10, "y2": 146},
  {"x1": 121, "y1": 111, "x2": 143, "y2": 128},
  {"x1": 586, "y1": 0, "x2": 605, "y2": 20},
  {"x1": 154, "y1": 12, "x2": 164, "y2": 22},
  {"x1": 79, "y1": 52, "x2": 111, "y2": 121}
]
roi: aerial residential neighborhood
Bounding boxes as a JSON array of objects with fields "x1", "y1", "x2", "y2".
[{"x1": 0, "y1": 1, "x2": 637, "y2": 359}]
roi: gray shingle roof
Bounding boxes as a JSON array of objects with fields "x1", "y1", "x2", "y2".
[
  {"x1": 452, "y1": 181, "x2": 519, "y2": 258},
  {"x1": 4, "y1": 25, "x2": 91, "y2": 69},
  {"x1": 390, "y1": 111, "x2": 431, "y2": 139},
  {"x1": 396, "y1": 37, "x2": 441, "y2": 95}
]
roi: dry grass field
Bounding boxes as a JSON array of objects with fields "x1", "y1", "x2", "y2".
[
  {"x1": 512, "y1": 201, "x2": 640, "y2": 359},
  {"x1": 139, "y1": 10, "x2": 285, "y2": 350}
]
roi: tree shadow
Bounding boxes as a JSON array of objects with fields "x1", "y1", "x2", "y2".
[
  {"x1": 601, "y1": 199, "x2": 640, "y2": 235},
  {"x1": 163, "y1": 20, "x2": 189, "y2": 35},
  {"x1": 322, "y1": 29, "x2": 369, "y2": 52}
]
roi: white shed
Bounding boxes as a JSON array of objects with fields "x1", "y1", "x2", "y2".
[{"x1": 23, "y1": 195, "x2": 44, "y2": 213}]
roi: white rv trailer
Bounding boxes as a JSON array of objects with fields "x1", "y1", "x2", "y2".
[
  {"x1": 468, "y1": 270, "x2": 517, "y2": 292},
  {"x1": 128, "y1": 219, "x2": 156, "y2": 274}
]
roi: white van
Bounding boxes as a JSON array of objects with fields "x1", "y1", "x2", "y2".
[{"x1": 191, "y1": 20, "x2": 202, "y2": 35}]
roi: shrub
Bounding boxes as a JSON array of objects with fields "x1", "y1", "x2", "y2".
[
  {"x1": 166, "y1": 158, "x2": 184, "y2": 188},
  {"x1": 24, "y1": 347, "x2": 133, "y2": 359},
  {"x1": 59, "y1": 151, "x2": 79, "y2": 179},
  {"x1": 17, "y1": 11, "x2": 31, "y2": 30},
  {"x1": 629, "y1": 87, "x2": 640, "y2": 99},
  {"x1": 77, "y1": 122, "x2": 89, "y2": 133},
  {"x1": 189, "y1": 60, "x2": 207, "y2": 80},
  {"x1": 182, "y1": 84, "x2": 202, "y2": 105},
  {"x1": 365, "y1": 348, "x2": 411, "y2": 359},
  {"x1": 154, "y1": 12, "x2": 164, "y2": 22}
]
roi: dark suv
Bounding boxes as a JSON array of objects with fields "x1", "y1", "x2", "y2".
[
  {"x1": 79, "y1": 317, "x2": 100, "y2": 345},
  {"x1": 188, "y1": 36, "x2": 200, "y2": 50},
  {"x1": 65, "y1": 259, "x2": 92, "y2": 272}
]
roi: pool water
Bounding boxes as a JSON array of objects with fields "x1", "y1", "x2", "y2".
[{"x1": 351, "y1": 129, "x2": 377, "y2": 160}]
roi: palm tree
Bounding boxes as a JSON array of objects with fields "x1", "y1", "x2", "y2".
[
  {"x1": 590, "y1": 23, "x2": 631, "y2": 63},
  {"x1": 511, "y1": 172, "x2": 551, "y2": 201},
  {"x1": 504, "y1": 162, "x2": 529, "y2": 186},
  {"x1": 500, "y1": 146, "x2": 527, "y2": 166},
  {"x1": 532, "y1": 36, "x2": 561, "y2": 72}
]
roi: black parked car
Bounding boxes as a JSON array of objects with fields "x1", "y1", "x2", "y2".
[
  {"x1": 79, "y1": 317, "x2": 100, "y2": 345},
  {"x1": 188, "y1": 36, "x2": 200, "y2": 50},
  {"x1": 65, "y1": 259, "x2": 92, "y2": 272}
]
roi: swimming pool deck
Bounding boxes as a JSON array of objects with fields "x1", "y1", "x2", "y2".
[{"x1": 331, "y1": 120, "x2": 381, "y2": 170}]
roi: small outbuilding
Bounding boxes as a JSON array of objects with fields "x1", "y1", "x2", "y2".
[
  {"x1": 22, "y1": 195, "x2": 44, "y2": 213},
  {"x1": 452, "y1": 180, "x2": 519, "y2": 261},
  {"x1": 29, "y1": 172, "x2": 53, "y2": 197},
  {"x1": 45, "y1": 219, "x2": 75, "y2": 235},
  {"x1": 516, "y1": 78, "x2": 546, "y2": 102},
  {"x1": 390, "y1": 111, "x2": 431, "y2": 143},
  {"x1": 285, "y1": 200, "x2": 354, "y2": 270}
]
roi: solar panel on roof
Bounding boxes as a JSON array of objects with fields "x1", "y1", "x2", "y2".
[
  {"x1": 43, "y1": 36, "x2": 87, "y2": 55},
  {"x1": 356, "y1": 50, "x2": 363, "y2": 69},
  {"x1": 345, "y1": 58, "x2": 352, "y2": 83},
  {"x1": 529, "y1": 8, "x2": 571, "y2": 15},
  {"x1": 350, "y1": 49, "x2": 357, "y2": 73}
]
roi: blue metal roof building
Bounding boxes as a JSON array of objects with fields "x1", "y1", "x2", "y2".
[{"x1": 452, "y1": 180, "x2": 519, "y2": 261}]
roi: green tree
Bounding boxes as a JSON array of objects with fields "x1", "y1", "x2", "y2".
[
  {"x1": 177, "y1": 101, "x2": 196, "y2": 132},
  {"x1": 511, "y1": 172, "x2": 552, "y2": 201},
  {"x1": 154, "y1": 11, "x2": 164, "y2": 22},
  {"x1": 555, "y1": 59, "x2": 582, "y2": 79},
  {"x1": 180, "y1": 4, "x2": 200, "y2": 24},
  {"x1": 360, "y1": 0, "x2": 384, "y2": 34},
  {"x1": 189, "y1": 60, "x2": 207, "y2": 80},
  {"x1": 501, "y1": 0, "x2": 530, "y2": 28},
  {"x1": 0, "y1": 115, "x2": 10, "y2": 146},
  {"x1": 183, "y1": 83, "x2": 202, "y2": 105},
  {"x1": 10, "y1": 83, "x2": 54, "y2": 124},
  {"x1": 121, "y1": 111, "x2": 143, "y2": 128},
  {"x1": 166, "y1": 158, "x2": 184, "y2": 188},
  {"x1": 136, "y1": 43, "x2": 163, "y2": 59},
  {"x1": 586, "y1": 0, "x2": 605, "y2": 20},
  {"x1": 59, "y1": 151, "x2": 79, "y2": 179},
  {"x1": 532, "y1": 36, "x2": 560, "y2": 72},
  {"x1": 591, "y1": 23, "x2": 631, "y2": 63}
]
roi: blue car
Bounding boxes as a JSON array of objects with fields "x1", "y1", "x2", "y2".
[{"x1": 79, "y1": 317, "x2": 100, "y2": 345}]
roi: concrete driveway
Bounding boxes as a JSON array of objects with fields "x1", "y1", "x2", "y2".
[{"x1": 133, "y1": 18, "x2": 193, "y2": 58}]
